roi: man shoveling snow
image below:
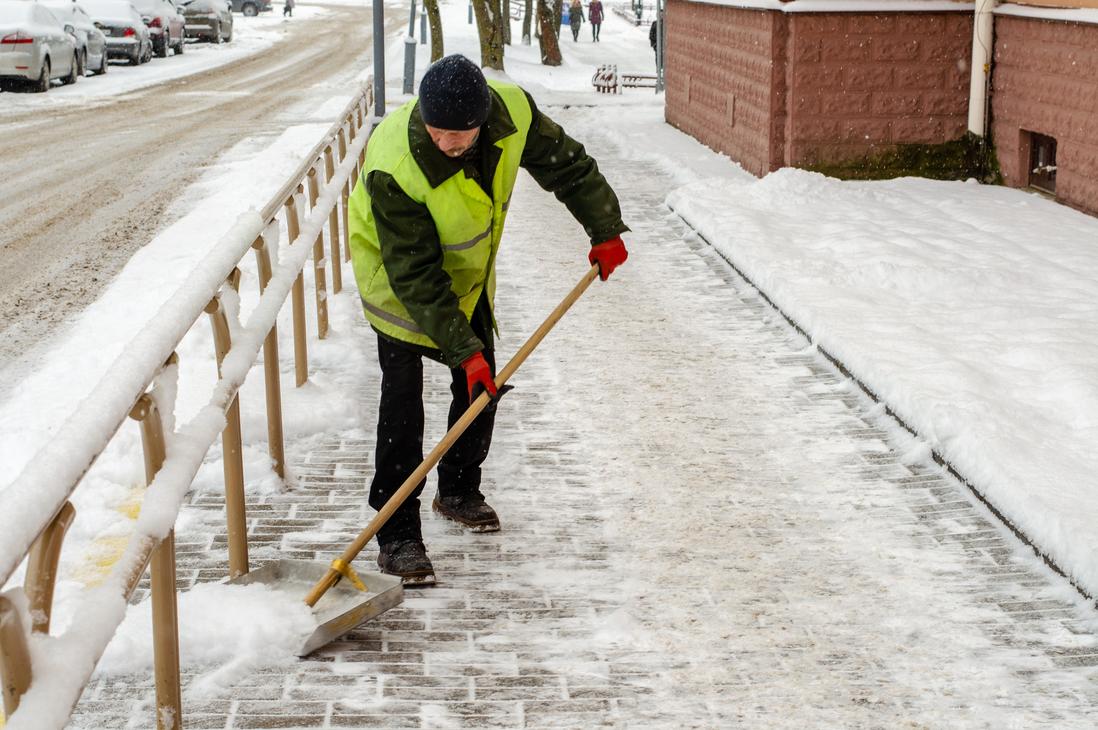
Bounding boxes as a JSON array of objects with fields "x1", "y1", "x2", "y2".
[{"x1": 348, "y1": 54, "x2": 630, "y2": 585}]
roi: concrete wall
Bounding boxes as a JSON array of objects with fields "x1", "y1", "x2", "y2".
[
  {"x1": 663, "y1": 2, "x2": 972, "y2": 174},
  {"x1": 664, "y1": 1, "x2": 784, "y2": 177},
  {"x1": 991, "y1": 15, "x2": 1098, "y2": 215},
  {"x1": 784, "y1": 12, "x2": 971, "y2": 168}
]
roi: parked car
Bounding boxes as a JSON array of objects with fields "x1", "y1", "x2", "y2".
[
  {"x1": 178, "y1": 0, "x2": 231, "y2": 43},
  {"x1": 0, "y1": 0, "x2": 79, "y2": 92},
  {"x1": 81, "y1": 0, "x2": 152, "y2": 65},
  {"x1": 228, "y1": 0, "x2": 269, "y2": 17},
  {"x1": 131, "y1": 0, "x2": 184, "y2": 57},
  {"x1": 42, "y1": 0, "x2": 109, "y2": 75}
]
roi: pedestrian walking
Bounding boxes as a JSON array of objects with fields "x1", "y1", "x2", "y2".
[
  {"x1": 282, "y1": 0, "x2": 293, "y2": 16},
  {"x1": 569, "y1": 0, "x2": 584, "y2": 41},
  {"x1": 589, "y1": 0, "x2": 603, "y2": 41},
  {"x1": 347, "y1": 55, "x2": 629, "y2": 585}
]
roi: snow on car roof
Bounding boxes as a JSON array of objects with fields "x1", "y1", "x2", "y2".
[{"x1": 0, "y1": 1, "x2": 34, "y2": 23}]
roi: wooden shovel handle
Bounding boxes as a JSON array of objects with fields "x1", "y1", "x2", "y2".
[{"x1": 305, "y1": 264, "x2": 601, "y2": 607}]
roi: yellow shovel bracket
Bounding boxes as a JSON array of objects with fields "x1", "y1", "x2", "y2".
[{"x1": 330, "y1": 559, "x2": 368, "y2": 592}]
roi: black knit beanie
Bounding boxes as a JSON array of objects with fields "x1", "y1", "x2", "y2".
[{"x1": 417, "y1": 55, "x2": 491, "y2": 131}]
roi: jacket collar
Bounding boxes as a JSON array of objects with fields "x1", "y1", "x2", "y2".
[{"x1": 408, "y1": 87, "x2": 518, "y2": 189}]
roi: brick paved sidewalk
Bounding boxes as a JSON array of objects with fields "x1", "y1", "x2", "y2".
[{"x1": 72, "y1": 107, "x2": 1098, "y2": 729}]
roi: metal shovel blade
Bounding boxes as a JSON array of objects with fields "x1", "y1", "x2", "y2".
[{"x1": 228, "y1": 559, "x2": 403, "y2": 656}]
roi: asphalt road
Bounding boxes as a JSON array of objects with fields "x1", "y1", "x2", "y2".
[{"x1": 0, "y1": 4, "x2": 395, "y2": 386}]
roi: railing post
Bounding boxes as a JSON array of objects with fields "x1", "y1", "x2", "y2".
[
  {"x1": 655, "y1": 0, "x2": 664, "y2": 93},
  {"x1": 323, "y1": 146, "x2": 343, "y2": 294},
  {"x1": 23, "y1": 501, "x2": 76, "y2": 634},
  {"x1": 284, "y1": 191, "x2": 309, "y2": 387},
  {"x1": 251, "y1": 234, "x2": 287, "y2": 480},
  {"x1": 306, "y1": 168, "x2": 330, "y2": 340},
  {"x1": 0, "y1": 595, "x2": 32, "y2": 721},
  {"x1": 128, "y1": 394, "x2": 182, "y2": 730},
  {"x1": 402, "y1": 0, "x2": 417, "y2": 95},
  {"x1": 372, "y1": 0, "x2": 385, "y2": 118},
  {"x1": 338, "y1": 127, "x2": 352, "y2": 265},
  {"x1": 204, "y1": 291, "x2": 250, "y2": 578}
]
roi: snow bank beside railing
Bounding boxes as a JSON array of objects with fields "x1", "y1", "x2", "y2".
[
  {"x1": 4, "y1": 126, "x2": 369, "y2": 729},
  {"x1": 0, "y1": 212, "x2": 264, "y2": 590}
]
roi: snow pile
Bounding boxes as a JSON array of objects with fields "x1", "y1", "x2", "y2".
[
  {"x1": 668, "y1": 169, "x2": 1098, "y2": 595},
  {"x1": 98, "y1": 582, "x2": 316, "y2": 678},
  {"x1": 2, "y1": 121, "x2": 372, "y2": 728}
]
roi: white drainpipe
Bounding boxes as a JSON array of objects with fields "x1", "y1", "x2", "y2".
[{"x1": 967, "y1": 0, "x2": 997, "y2": 137}]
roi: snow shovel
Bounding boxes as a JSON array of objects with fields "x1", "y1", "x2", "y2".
[{"x1": 299, "y1": 263, "x2": 603, "y2": 621}]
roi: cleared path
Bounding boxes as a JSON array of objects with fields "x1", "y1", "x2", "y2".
[{"x1": 70, "y1": 105, "x2": 1098, "y2": 729}]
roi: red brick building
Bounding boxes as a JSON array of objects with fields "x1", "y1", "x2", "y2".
[
  {"x1": 663, "y1": 0, "x2": 1098, "y2": 214},
  {"x1": 991, "y1": 5, "x2": 1098, "y2": 212}
]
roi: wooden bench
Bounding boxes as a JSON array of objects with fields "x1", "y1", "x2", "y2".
[
  {"x1": 592, "y1": 64, "x2": 619, "y2": 94},
  {"x1": 592, "y1": 66, "x2": 658, "y2": 93},
  {"x1": 621, "y1": 73, "x2": 657, "y2": 88}
]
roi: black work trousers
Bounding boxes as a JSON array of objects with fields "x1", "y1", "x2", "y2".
[{"x1": 368, "y1": 334, "x2": 497, "y2": 546}]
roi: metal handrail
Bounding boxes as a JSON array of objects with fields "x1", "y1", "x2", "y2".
[
  {"x1": 0, "y1": 81, "x2": 374, "y2": 730},
  {"x1": 0, "y1": 86, "x2": 370, "y2": 590}
]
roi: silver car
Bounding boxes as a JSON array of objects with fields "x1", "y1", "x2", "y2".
[
  {"x1": 81, "y1": 0, "x2": 152, "y2": 65},
  {"x1": 131, "y1": 0, "x2": 184, "y2": 57},
  {"x1": 0, "y1": 0, "x2": 79, "y2": 92},
  {"x1": 177, "y1": 0, "x2": 231, "y2": 43},
  {"x1": 43, "y1": 1, "x2": 109, "y2": 75}
]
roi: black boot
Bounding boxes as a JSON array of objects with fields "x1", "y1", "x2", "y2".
[
  {"x1": 432, "y1": 493, "x2": 500, "y2": 533},
  {"x1": 377, "y1": 539, "x2": 436, "y2": 586}
]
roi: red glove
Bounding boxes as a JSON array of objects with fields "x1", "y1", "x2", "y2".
[
  {"x1": 588, "y1": 235, "x2": 628, "y2": 281},
  {"x1": 461, "y1": 352, "x2": 497, "y2": 401}
]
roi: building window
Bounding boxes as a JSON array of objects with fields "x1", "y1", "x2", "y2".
[{"x1": 1028, "y1": 132, "x2": 1057, "y2": 195}]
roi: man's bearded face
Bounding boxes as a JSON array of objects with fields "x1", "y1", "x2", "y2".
[{"x1": 426, "y1": 125, "x2": 481, "y2": 158}]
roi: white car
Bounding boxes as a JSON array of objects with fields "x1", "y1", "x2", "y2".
[
  {"x1": 0, "y1": 0, "x2": 79, "y2": 92},
  {"x1": 43, "y1": 0, "x2": 109, "y2": 75}
]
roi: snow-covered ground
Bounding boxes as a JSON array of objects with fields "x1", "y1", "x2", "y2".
[
  {"x1": 0, "y1": 5, "x2": 324, "y2": 115},
  {"x1": 2, "y1": 0, "x2": 1098, "y2": 725},
  {"x1": 669, "y1": 173, "x2": 1098, "y2": 600}
]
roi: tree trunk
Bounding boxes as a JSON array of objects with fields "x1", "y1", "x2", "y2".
[
  {"x1": 472, "y1": 0, "x2": 505, "y2": 69},
  {"x1": 424, "y1": 0, "x2": 443, "y2": 62},
  {"x1": 502, "y1": 0, "x2": 511, "y2": 45},
  {"x1": 522, "y1": 0, "x2": 532, "y2": 44},
  {"x1": 552, "y1": 0, "x2": 563, "y2": 37},
  {"x1": 536, "y1": 0, "x2": 561, "y2": 66}
]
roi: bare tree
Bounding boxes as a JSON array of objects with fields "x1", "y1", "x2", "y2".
[
  {"x1": 536, "y1": 0, "x2": 560, "y2": 65},
  {"x1": 522, "y1": 0, "x2": 532, "y2": 44},
  {"x1": 472, "y1": 0, "x2": 505, "y2": 69},
  {"x1": 552, "y1": 0, "x2": 563, "y2": 36},
  {"x1": 424, "y1": 0, "x2": 443, "y2": 62}
]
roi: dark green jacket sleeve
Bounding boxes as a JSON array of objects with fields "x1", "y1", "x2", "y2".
[
  {"x1": 367, "y1": 170, "x2": 483, "y2": 367},
  {"x1": 520, "y1": 90, "x2": 629, "y2": 244}
]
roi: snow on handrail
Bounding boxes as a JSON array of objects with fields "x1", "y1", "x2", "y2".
[
  {"x1": 0, "y1": 81, "x2": 372, "y2": 728},
  {"x1": 0, "y1": 211, "x2": 263, "y2": 591},
  {"x1": 0, "y1": 86, "x2": 370, "y2": 593},
  {"x1": 3, "y1": 125, "x2": 371, "y2": 728}
]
